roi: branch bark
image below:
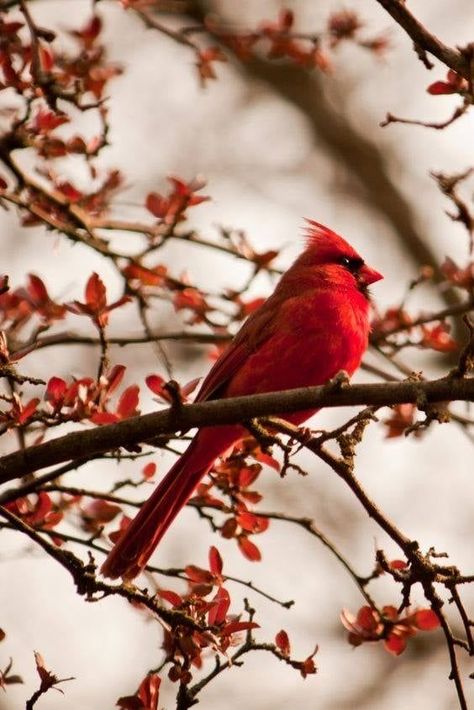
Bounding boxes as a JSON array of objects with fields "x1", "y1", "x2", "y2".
[
  {"x1": 0, "y1": 375, "x2": 472, "y2": 486},
  {"x1": 374, "y1": 0, "x2": 472, "y2": 77}
]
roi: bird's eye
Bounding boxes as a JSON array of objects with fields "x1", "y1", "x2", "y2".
[{"x1": 340, "y1": 256, "x2": 364, "y2": 273}]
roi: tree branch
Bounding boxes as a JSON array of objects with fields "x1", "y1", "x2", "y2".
[
  {"x1": 0, "y1": 375, "x2": 473, "y2": 486},
  {"x1": 374, "y1": 0, "x2": 471, "y2": 77}
]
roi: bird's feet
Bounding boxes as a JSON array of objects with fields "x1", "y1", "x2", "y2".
[{"x1": 325, "y1": 370, "x2": 350, "y2": 390}]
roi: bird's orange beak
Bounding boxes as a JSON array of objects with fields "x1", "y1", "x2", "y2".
[{"x1": 359, "y1": 264, "x2": 383, "y2": 285}]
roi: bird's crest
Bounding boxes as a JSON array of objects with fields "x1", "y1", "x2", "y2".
[{"x1": 304, "y1": 219, "x2": 360, "y2": 260}]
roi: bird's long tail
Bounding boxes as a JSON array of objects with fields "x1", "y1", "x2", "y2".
[{"x1": 101, "y1": 425, "x2": 241, "y2": 580}]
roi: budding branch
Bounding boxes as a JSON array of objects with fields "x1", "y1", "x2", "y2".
[{"x1": 0, "y1": 374, "x2": 472, "y2": 486}]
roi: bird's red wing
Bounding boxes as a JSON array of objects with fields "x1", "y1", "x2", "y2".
[
  {"x1": 195, "y1": 300, "x2": 278, "y2": 403},
  {"x1": 195, "y1": 340, "x2": 249, "y2": 402}
]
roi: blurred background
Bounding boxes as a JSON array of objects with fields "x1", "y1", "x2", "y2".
[{"x1": 1, "y1": 1, "x2": 474, "y2": 708}]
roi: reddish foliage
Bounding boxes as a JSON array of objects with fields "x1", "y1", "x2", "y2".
[
  {"x1": 5, "y1": 492, "x2": 62, "y2": 532},
  {"x1": 275, "y1": 629, "x2": 291, "y2": 656},
  {"x1": 91, "y1": 385, "x2": 140, "y2": 424},
  {"x1": 0, "y1": 389, "x2": 40, "y2": 428},
  {"x1": 371, "y1": 307, "x2": 413, "y2": 336},
  {"x1": 156, "y1": 546, "x2": 262, "y2": 680},
  {"x1": 142, "y1": 462, "x2": 157, "y2": 480},
  {"x1": 0, "y1": 274, "x2": 65, "y2": 330},
  {"x1": 173, "y1": 288, "x2": 210, "y2": 324},
  {"x1": 328, "y1": 10, "x2": 363, "y2": 46},
  {"x1": 341, "y1": 605, "x2": 440, "y2": 655},
  {"x1": 145, "y1": 176, "x2": 209, "y2": 225},
  {"x1": 196, "y1": 47, "x2": 227, "y2": 84},
  {"x1": 146, "y1": 374, "x2": 200, "y2": 404},
  {"x1": 208, "y1": 587, "x2": 231, "y2": 626},
  {"x1": 0, "y1": 3, "x2": 467, "y2": 707},
  {"x1": 427, "y1": 70, "x2": 469, "y2": 95},
  {"x1": 66, "y1": 273, "x2": 130, "y2": 328},
  {"x1": 389, "y1": 559, "x2": 409, "y2": 571},
  {"x1": 117, "y1": 673, "x2": 161, "y2": 710},
  {"x1": 33, "y1": 651, "x2": 71, "y2": 696},
  {"x1": 383, "y1": 403, "x2": 418, "y2": 438},
  {"x1": 208, "y1": 545, "x2": 223, "y2": 576},
  {"x1": 298, "y1": 652, "x2": 318, "y2": 678},
  {"x1": 123, "y1": 263, "x2": 168, "y2": 288},
  {"x1": 238, "y1": 536, "x2": 261, "y2": 562},
  {"x1": 70, "y1": 15, "x2": 103, "y2": 50},
  {"x1": 420, "y1": 322, "x2": 458, "y2": 352},
  {"x1": 81, "y1": 499, "x2": 122, "y2": 532},
  {"x1": 25, "y1": 274, "x2": 67, "y2": 321},
  {"x1": 441, "y1": 257, "x2": 474, "y2": 289},
  {"x1": 108, "y1": 515, "x2": 132, "y2": 545},
  {"x1": 32, "y1": 107, "x2": 69, "y2": 135},
  {"x1": 236, "y1": 511, "x2": 270, "y2": 534}
]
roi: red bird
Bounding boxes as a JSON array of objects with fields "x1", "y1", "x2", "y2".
[{"x1": 102, "y1": 221, "x2": 382, "y2": 580}]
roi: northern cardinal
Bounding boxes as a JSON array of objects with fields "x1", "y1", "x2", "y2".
[{"x1": 101, "y1": 221, "x2": 382, "y2": 580}]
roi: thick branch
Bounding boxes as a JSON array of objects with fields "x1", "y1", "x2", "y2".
[
  {"x1": 374, "y1": 0, "x2": 471, "y2": 77},
  {"x1": 0, "y1": 375, "x2": 473, "y2": 486}
]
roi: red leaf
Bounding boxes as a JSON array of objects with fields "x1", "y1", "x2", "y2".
[
  {"x1": 427, "y1": 81, "x2": 457, "y2": 95},
  {"x1": 441, "y1": 257, "x2": 474, "y2": 289},
  {"x1": 254, "y1": 450, "x2": 280, "y2": 472},
  {"x1": 34, "y1": 651, "x2": 55, "y2": 687},
  {"x1": 137, "y1": 674, "x2": 161, "y2": 710},
  {"x1": 173, "y1": 288, "x2": 208, "y2": 315},
  {"x1": 106, "y1": 365, "x2": 126, "y2": 395},
  {"x1": 275, "y1": 629, "x2": 290, "y2": 655},
  {"x1": 389, "y1": 559, "x2": 408, "y2": 571},
  {"x1": 145, "y1": 192, "x2": 168, "y2": 219},
  {"x1": 159, "y1": 589, "x2": 183, "y2": 607},
  {"x1": 299, "y1": 655, "x2": 317, "y2": 678},
  {"x1": 146, "y1": 374, "x2": 167, "y2": 397},
  {"x1": 91, "y1": 411, "x2": 119, "y2": 425},
  {"x1": 57, "y1": 181, "x2": 82, "y2": 203},
  {"x1": 117, "y1": 385, "x2": 140, "y2": 419},
  {"x1": 208, "y1": 546, "x2": 223, "y2": 576},
  {"x1": 239, "y1": 491, "x2": 263, "y2": 504},
  {"x1": 427, "y1": 70, "x2": 468, "y2": 95},
  {"x1": 45, "y1": 377, "x2": 67, "y2": 407},
  {"x1": 80, "y1": 16, "x2": 102, "y2": 43},
  {"x1": 27, "y1": 274, "x2": 49, "y2": 303},
  {"x1": 238, "y1": 466, "x2": 261, "y2": 488},
  {"x1": 384, "y1": 403, "x2": 417, "y2": 439},
  {"x1": 384, "y1": 632, "x2": 407, "y2": 656},
  {"x1": 33, "y1": 107, "x2": 70, "y2": 134},
  {"x1": 18, "y1": 398, "x2": 39, "y2": 424},
  {"x1": 280, "y1": 9, "x2": 294, "y2": 30},
  {"x1": 85, "y1": 273, "x2": 107, "y2": 311},
  {"x1": 117, "y1": 674, "x2": 161, "y2": 710},
  {"x1": 38, "y1": 43, "x2": 54, "y2": 72},
  {"x1": 221, "y1": 621, "x2": 259, "y2": 636},
  {"x1": 208, "y1": 587, "x2": 230, "y2": 625},
  {"x1": 123, "y1": 263, "x2": 167, "y2": 286},
  {"x1": 30, "y1": 492, "x2": 53, "y2": 524},
  {"x1": 142, "y1": 462, "x2": 156, "y2": 480},
  {"x1": 381, "y1": 605, "x2": 398, "y2": 621},
  {"x1": 185, "y1": 565, "x2": 214, "y2": 584},
  {"x1": 108, "y1": 515, "x2": 131, "y2": 544},
  {"x1": 238, "y1": 536, "x2": 261, "y2": 561},
  {"x1": 83, "y1": 499, "x2": 121, "y2": 525},
  {"x1": 236, "y1": 511, "x2": 269, "y2": 534},
  {"x1": 357, "y1": 606, "x2": 379, "y2": 632},
  {"x1": 414, "y1": 609, "x2": 440, "y2": 631},
  {"x1": 420, "y1": 323, "x2": 458, "y2": 352},
  {"x1": 220, "y1": 517, "x2": 238, "y2": 539}
]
